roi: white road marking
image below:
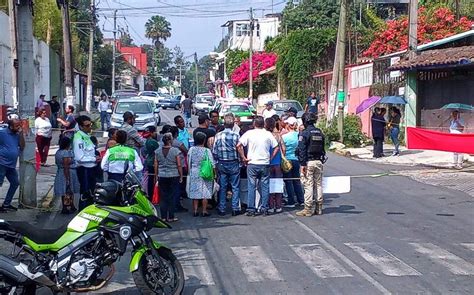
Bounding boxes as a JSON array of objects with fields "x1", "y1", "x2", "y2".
[
  {"x1": 460, "y1": 243, "x2": 474, "y2": 252},
  {"x1": 291, "y1": 244, "x2": 352, "y2": 278},
  {"x1": 286, "y1": 213, "x2": 391, "y2": 294},
  {"x1": 410, "y1": 243, "x2": 474, "y2": 275},
  {"x1": 345, "y1": 243, "x2": 421, "y2": 276},
  {"x1": 174, "y1": 249, "x2": 215, "y2": 286},
  {"x1": 231, "y1": 246, "x2": 283, "y2": 282}
]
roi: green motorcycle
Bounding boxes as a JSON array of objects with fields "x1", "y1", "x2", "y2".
[{"x1": 0, "y1": 170, "x2": 184, "y2": 294}]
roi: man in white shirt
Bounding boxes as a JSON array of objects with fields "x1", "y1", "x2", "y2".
[
  {"x1": 237, "y1": 116, "x2": 279, "y2": 216},
  {"x1": 262, "y1": 101, "x2": 277, "y2": 119},
  {"x1": 98, "y1": 95, "x2": 111, "y2": 131}
]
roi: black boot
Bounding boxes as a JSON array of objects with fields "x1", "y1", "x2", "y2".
[{"x1": 315, "y1": 202, "x2": 323, "y2": 215}]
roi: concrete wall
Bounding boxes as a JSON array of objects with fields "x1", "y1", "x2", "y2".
[
  {"x1": 0, "y1": 12, "x2": 61, "y2": 106},
  {"x1": 228, "y1": 17, "x2": 280, "y2": 52}
]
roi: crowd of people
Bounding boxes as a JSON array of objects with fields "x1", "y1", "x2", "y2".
[{"x1": 0, "y1": 92, "x2": 328, "y2": 220}]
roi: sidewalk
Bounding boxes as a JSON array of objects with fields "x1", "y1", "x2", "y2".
[{"x1": 336, "y1": 143, "x2": 474, "y2": 169}]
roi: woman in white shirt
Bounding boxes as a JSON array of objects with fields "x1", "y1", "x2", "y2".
[{"x1": 35, "y1": 108, "x2": 53, "y2": 166}]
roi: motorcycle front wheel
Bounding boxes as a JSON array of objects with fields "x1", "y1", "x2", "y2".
[{"x1": 132, "y1": 250, "x2": 184, "y2": 295}]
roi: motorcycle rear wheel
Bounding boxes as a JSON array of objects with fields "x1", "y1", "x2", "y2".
[{"x1": 132, "y1": 250, "x2": 184, "y2": 295}]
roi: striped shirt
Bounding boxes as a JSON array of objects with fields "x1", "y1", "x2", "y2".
[{"x1": 212, "y1": 128, "x2": 240, "y2": 162}]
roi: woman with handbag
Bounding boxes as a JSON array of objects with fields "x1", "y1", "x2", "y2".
[
  {"x1": 187, "y1": 132, "x2": 216, "y2": 217},
  {"x1": 53, "y1": 137, "x2": 79, "y2": 214},
  {"x1": 282, "y1": 117, "x2": 305, "y2": 207},
  {"x1": 265, "y1": 117, "x2": 286, "y2": 214}
]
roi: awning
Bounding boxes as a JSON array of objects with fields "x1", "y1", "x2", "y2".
[{"x1": 389, "y1": 46, "x2": 474, "y2": 71}]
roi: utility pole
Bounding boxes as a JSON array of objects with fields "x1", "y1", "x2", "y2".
[
  {"x1": 408, "y1": 0, "x2": 418, "y2": 60},
  {"x1": 17, "y1": 0, "x2": 37, "y2": 207},
  {"x1": 8, "y1": 0, "x2": 18, "y2": 107},
  {"x1": 248, "y1": 7, "x2": 254, "y2": 103},
  {"x1": 328, "y1": 0, "x2": 348, "y2": 143},
  {"x1": 111, "y1": 9, "x2": 117, "y2": 94},
  {"x1": 60, "y1": 0, "x2": 75, "y2": 107},
  {"x1": 86, "y1": 0, "x2": 95, "y2": 112},
  {"x1": 194, "y1": 52, "x2": 199, "y2": 95},
  {"x1": 455, "y1": 0, "x2": 460, "y2": 21}
]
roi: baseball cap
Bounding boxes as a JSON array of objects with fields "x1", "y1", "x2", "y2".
[
  {"x1": 287, "y1": 107, "x2": 298, "y2": 114},
  {"x1": 265, "y1": 101, "x2": 273, "y2": 106},
  {"x1": 123, "y1": 111, "x2": 137, "y2": 121},
  {"x1": 284, "y1": 116, "x2": 298, "y2": 125}
]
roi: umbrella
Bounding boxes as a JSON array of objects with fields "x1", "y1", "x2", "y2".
[
  {"x1": 380, "y1": 96, "x2": 407, "y2": 105},
  {"x1": 356, "y1": 96, "x2": 381, "y2": 114},
  {"x1": 441, "y1": 103, "x2": 474, "y2": 111}
]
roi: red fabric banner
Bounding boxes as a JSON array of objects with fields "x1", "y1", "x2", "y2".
[{"x1": 407, "y1": 127, "x2": 474, "y2": 154}]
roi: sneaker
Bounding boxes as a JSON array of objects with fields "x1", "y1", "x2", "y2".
[
  {"x1": 217, "y1": 211, "x2": 226, "y2": 217},
  {"x1": 267, "y1": 208, "x2": 275, "y2": 214},
  {"x1": 283, "y1": 204, "x2": 295, "y2": 208},
  {"x1": 2, "y1": 205, "x2": 17, "y2": 211},
  {"x1": 275, "y1": 208, "x2": 283, "y2": 213},
  {"x1": 245, "y1": 211, "x2": 256, "y2": 217},
  {"x1": 391, "y1": 151, "x2": 399, "y2": 156}
]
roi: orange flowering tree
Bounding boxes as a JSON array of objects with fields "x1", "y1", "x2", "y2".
[{"x1": 363, "y1": 7, "x2": 473, "y2": 58}]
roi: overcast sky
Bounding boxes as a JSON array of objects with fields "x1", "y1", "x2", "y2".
[{"x1": 98, "y1": 0, "x2": 286, "y2": 57}]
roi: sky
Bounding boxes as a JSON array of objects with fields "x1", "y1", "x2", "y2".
[{"x1": 97, "y1": 0, "x2": 287, "y2": 58}]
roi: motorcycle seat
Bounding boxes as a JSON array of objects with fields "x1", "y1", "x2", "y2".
[{"x1": 0, "y1": 220, "x2": 68, "y2": 245}]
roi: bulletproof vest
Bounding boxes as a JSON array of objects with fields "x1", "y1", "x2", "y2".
[{"x1": 307, "y1": 128, "x2": 324, "y2": 157}]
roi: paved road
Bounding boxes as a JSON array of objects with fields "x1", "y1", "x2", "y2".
[{"x1": 7, "y1": 109, "x2": 474, "y2": 294}]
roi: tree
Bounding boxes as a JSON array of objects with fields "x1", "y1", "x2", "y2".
[
  {"x1": 281, "y1": 0, "x2": 340, "y2": 32},
  {"x1": 364, "y1": 6, "x2": 473, "y2": 58},
  {"x1": 119, "y1": 32, "x2": 135, "y2": 46},
  {"x1": 145, "y1": 15, "x2": 171, "y2": 48}
]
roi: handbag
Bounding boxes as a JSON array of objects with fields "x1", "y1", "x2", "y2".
[
  {"x1": 281, "y1": 154, "x2": 293, "y2": 173},
  {"x1": 199, "y1": 149, "x2": 214, "y2": 181},
  {"x1": 61, "y1": 185, "x2": 77, "y2": 214},
  {"x1": 152, "y1": 184, "x2": 160, "y2": 205}
]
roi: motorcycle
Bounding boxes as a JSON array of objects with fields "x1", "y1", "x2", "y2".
[{"x1": 0, "y1": 169, "x2": 184, "y2": 294}]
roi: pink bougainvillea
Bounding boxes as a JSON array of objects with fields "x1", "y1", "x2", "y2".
[
  {"x1": 231, "y1": 52, "x2": 277, "y2": 85},
  {"x1": 363, "y1": 7, "x2": 473, "y2": 58}
]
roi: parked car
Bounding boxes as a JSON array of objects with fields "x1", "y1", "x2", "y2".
[
  {"x1": 160, "y1": 95, "x2": 181, "y2": 110},
  {"x1": 217, "y1": 102, "x2": 256, "y2": 124},
  {"x1": 273, "y1": 100, "x2": 305, "y2": 118},
  {"x1": 193, "y1": 95, "x2": 214, "y2": 115},
  {"x1": 138, "y1": 91, "x2": 166, "y2": 106},
  {"x1": 111, "y1": 90, "x2": 138, "y2": 102},
  {"x1": 110, "y1": 98, "x2": 161, "y2": 130}
]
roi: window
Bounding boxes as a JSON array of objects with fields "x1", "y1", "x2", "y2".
[
  {"x1": 350, "y1": 64, "x2": 373, "y2": 89},
  {"x1": 236, "y1": 23, "x2": 250, "y2": 37}
]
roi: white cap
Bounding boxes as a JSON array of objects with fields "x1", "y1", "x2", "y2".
[{"x1": 284, "y1": 116, "x2": 298, "y2": 125}]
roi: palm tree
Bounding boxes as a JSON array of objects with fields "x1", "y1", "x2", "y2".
[{"x1": 145, "y1": 15, "x2": 172, "y2": 48}]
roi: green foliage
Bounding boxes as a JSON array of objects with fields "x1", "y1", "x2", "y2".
[
  {"x1": 225, "y1": 49, "x2": 249, "y2": 79},
  {"x1": 281, "y1": 0, "x2": 340, "y2": 32},
  {"x1": 317, "y1": 115, "x2": 368, "y2": 148},
  {"x1": 145, "y1": 15, "x2": 171, "y2": 48},
  {"x1": 269, "y1": 28, "x2": 336, "y2": 102},
  {"x1": 119, "y1": 33, "x2": 135, "y2": 46},
  {"x1": 33, "y1": 0, "x2": 63, "y2": 53},
  {"x1": 317, "y1": 119, "x2": 339, "y2": 147}
]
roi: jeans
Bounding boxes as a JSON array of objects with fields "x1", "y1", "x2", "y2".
[
  {"x1": 283, "y1": 160, "x2": 304, "y2": 205},
  {"x1": 100, "y1": 111, "x2": 110, "y2": 131},
  {"x1": 184, "y1": 111, "x2": 192, "y2": 127},
  {"x1": 390, "y1": 127, "x2": 400, "y2": 153},
  {"x1": 158, "y1": 177, "x2": 179, "y2": 220},
  {"x1": 77, "y1": 166, "x2": 97, "y2": 210},
  {"x1": 35, "y1": 135, "x2": 52, "y2": 164},
  {"x1": 247, "y1": 164, "x2": 270, "y2": 212},
  {"x1": 51, "y1": 112, "x2": 58, "y2": 128},
  {"x1": 0, "y1": 165, "x2": 19, "y2": 206},
  {"x1": 217, "y1": 161, "x2": 241, "y2": 212}
]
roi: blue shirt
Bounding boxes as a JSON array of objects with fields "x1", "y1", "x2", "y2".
[
  {"x1": 0, "y1": 128, "x2": 21, "y2": 168},
  {"x1": 212, "y1": 128, "x2": 240, "y2": 162},
  {"x1": 306, "y1": 96, "x2": 320, "y2": 114},
  {"x1": 177, "y1": 128, "x2": 190, "y2": 149},
  {"x1": 283, "y1": 131, "x2": 299, "y2": 161}
]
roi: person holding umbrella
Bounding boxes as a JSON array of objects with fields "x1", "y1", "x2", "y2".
[
  {"x1": 449, "y1": 110, "x2": 465, "y2": 169},
  {"x1": 388, "y1": 107, "x2": 401, "y2": 156}
]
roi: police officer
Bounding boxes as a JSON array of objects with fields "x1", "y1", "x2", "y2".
[
  {"x1": 101, "y1": 130, "x2": 143, "y2": 182},
  {"x1": 296, "y1": 112, "x2": 326, "y2": 216}
]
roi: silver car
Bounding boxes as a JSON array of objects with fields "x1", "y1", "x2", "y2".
[{"x1": 110, "y1": 98, "x2": 161, "y2": 130}]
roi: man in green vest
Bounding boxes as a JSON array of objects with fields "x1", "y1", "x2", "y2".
[{"x1": 101, "y1": 130, "x2": 143, "y2": 182}]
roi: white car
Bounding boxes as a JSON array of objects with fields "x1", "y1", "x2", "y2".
[
  {"x1": 193, "y1": 95, "x2": 214, "y2": 115},
  {"x1": 110, "y1": 98, "x2": 161, "y2": 130},
  {"x1": 138, "y1": 91, "x2": 167, "y2": 106}
]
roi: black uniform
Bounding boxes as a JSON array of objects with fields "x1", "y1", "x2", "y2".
[{"x1": 297, "y1": 125, "x2": 325, "y2": 166}]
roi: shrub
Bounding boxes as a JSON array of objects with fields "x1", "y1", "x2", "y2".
[{"x1": 317, "y1": 115, "x2": 368, "y2": 148}]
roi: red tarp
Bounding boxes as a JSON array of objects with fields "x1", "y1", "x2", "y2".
[{"x1": 407, "y1": 127, "x2": 474, "y2": 154}]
